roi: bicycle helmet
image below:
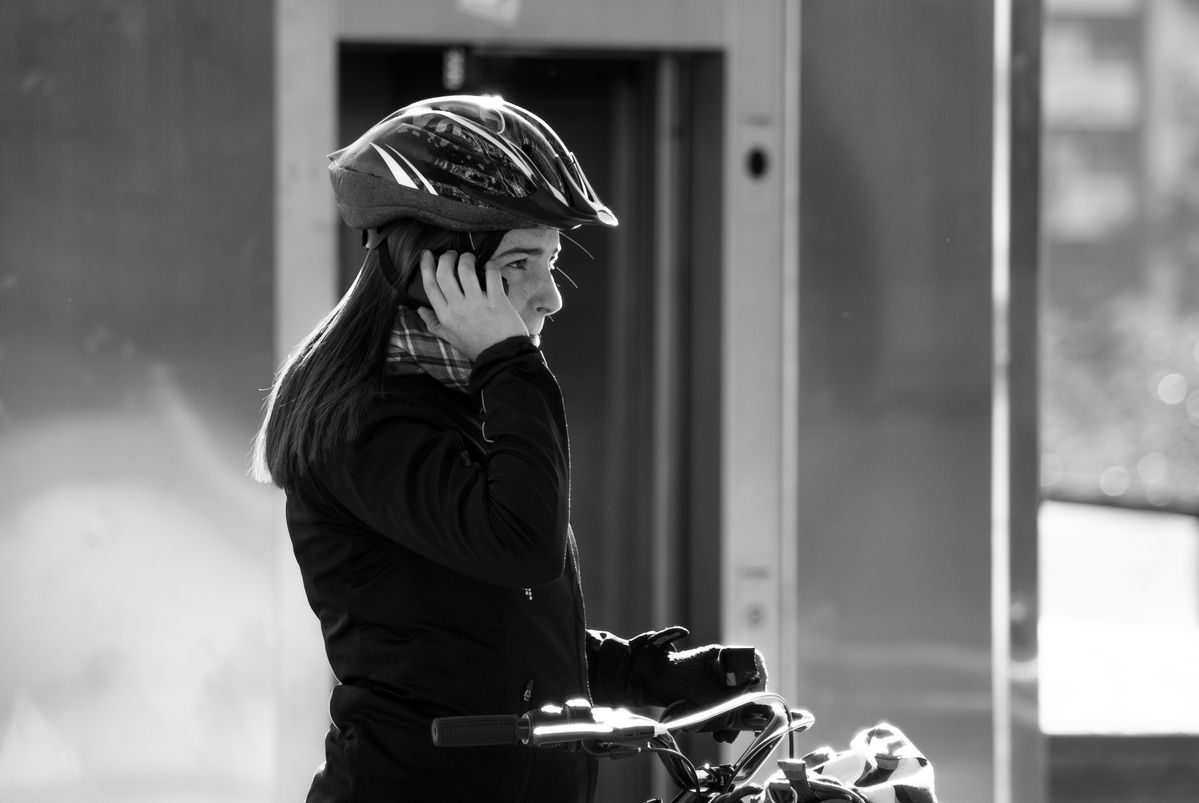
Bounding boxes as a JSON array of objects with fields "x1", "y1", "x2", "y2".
[{"x1": 328, "y1": 94, "x2": 619, "y2": 235}]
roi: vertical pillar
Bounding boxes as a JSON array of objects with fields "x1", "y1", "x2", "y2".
[
  {"x1": 273, "y1": 1, "x2": 338, "y2": 800},
  {"x1": 1004, "y1": 0, "x2": 1046, "y2": 800},
  {"x1": 721, "y1": 0, "x2": 800, "y2": 715}
]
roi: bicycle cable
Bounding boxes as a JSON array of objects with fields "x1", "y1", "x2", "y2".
[
  {"x1": 725, "y1": 708, "x2": 816, "y2": 793},
  {"x1": 644, "y1": 740, "x2": 702, "y2": 800}
]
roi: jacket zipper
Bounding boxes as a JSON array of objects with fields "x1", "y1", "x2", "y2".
[
  {"x1": 567, "y1": 535, "x2": 592, "y2": 701},
  {"x1": 480, "y1": 391, "x2": 495, "y2": 443}
]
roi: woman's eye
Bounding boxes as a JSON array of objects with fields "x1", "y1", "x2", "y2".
[{"x1": 504, "y1": 258, "x2": 528, "y2": 271}]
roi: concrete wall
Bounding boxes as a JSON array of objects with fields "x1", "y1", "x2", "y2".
[{"x1": 0, "y1": 2, "x2": 298, "y2": 800}]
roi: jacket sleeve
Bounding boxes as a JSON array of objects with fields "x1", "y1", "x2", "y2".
[
  {"x1": 586, "y1": 629, "x2": 636, "y2": 706},
  {"x1": 319, "y1": 336, "x2": 571, "y2": 588}
]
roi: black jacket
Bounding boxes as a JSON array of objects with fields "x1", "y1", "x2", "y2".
[{"x1": 286, "y1": 337, "x2": 622, "y2": 802}]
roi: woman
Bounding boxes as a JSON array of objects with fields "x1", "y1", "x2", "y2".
[{"x1": 253, "y1": 95, "x2": 765, "y2": 802}]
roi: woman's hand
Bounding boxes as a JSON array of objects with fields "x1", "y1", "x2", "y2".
[{"x1": 416, "y1": 249, "x2": 529, "y2": 361}]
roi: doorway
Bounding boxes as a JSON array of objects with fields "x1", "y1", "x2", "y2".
[{"x1": 336, "y1": 45, "x2": 725, "y2": 801}]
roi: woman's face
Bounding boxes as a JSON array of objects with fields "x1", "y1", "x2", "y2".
[{"x1": 484, "y1": 228, "x2": 564, "y2": 341}]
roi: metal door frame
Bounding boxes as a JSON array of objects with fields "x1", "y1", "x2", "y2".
[{"x1": 274, "y1": 0, "x2": 800, "y2": 707}]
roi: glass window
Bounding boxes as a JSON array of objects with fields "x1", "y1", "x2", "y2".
[{"x1": 1040, "y1": 0, "x2": 1199, "y2": 735}]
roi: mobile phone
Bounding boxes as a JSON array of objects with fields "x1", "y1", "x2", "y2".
[{"x1": 404, "y1": 252, "x2": 506, "y2": 309}]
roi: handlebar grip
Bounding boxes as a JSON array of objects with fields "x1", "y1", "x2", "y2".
[{"x1": 432, "y1": 715, "x2": 523, "y2": 747}]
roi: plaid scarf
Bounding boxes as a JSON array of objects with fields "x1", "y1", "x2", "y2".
[{"x1": 385, "y1": 307, "x2": 473, "y2": 393}]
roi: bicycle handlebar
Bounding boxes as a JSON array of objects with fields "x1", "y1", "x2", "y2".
[
  {"x1": 431, "y1": 713, "x2": 527, "y2": 748},
  {"x1": 433, "y1": 699, "x2": 665, "y2": 749},
  {"x1": 432, "y1": 692, "x2": 796, "y2": 749},
  {"x1": 432, "y1": 692, "x2": 815, "y2": 801}
]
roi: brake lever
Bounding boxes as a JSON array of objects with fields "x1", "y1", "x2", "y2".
[{"x1": 661, "y1": 700, "x2": 777, "y2": 735}]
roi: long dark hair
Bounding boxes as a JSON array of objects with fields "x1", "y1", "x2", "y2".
[{"x1": 251, "y1": 220, "x2": 506, "y2": 489}]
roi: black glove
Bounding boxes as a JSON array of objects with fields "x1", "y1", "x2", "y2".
[{"x1": 627, "y1": 626, "x2": 768, "y2": 742}]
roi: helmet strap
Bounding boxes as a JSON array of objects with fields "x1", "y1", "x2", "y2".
[
  {"x1": 363, "y1": 226, "x2": 389, "y2": 250},
  {"x1": 365, "y1": 227, "x2": 407, "y2": 294}
]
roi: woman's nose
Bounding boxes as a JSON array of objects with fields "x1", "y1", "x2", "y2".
[{"x1": 531, "y1": 269, "x2": 563, "y2": 315}]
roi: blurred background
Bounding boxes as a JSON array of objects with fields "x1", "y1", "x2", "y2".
[{"x1": 1, "y1": 1, "x2": 1196, "y2": 802}]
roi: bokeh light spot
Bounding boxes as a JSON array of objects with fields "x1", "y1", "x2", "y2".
[
  {"x1": 1098, "y1": 465, "x2": 1131, "y2": 497},
  {"x1": 1156, "y1": 372, "x2": 1188, "y2": 405}
]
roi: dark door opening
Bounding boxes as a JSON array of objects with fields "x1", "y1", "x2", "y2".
[{"x1": 337, "y1": 45, "x2": 724, "y2": 802}]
